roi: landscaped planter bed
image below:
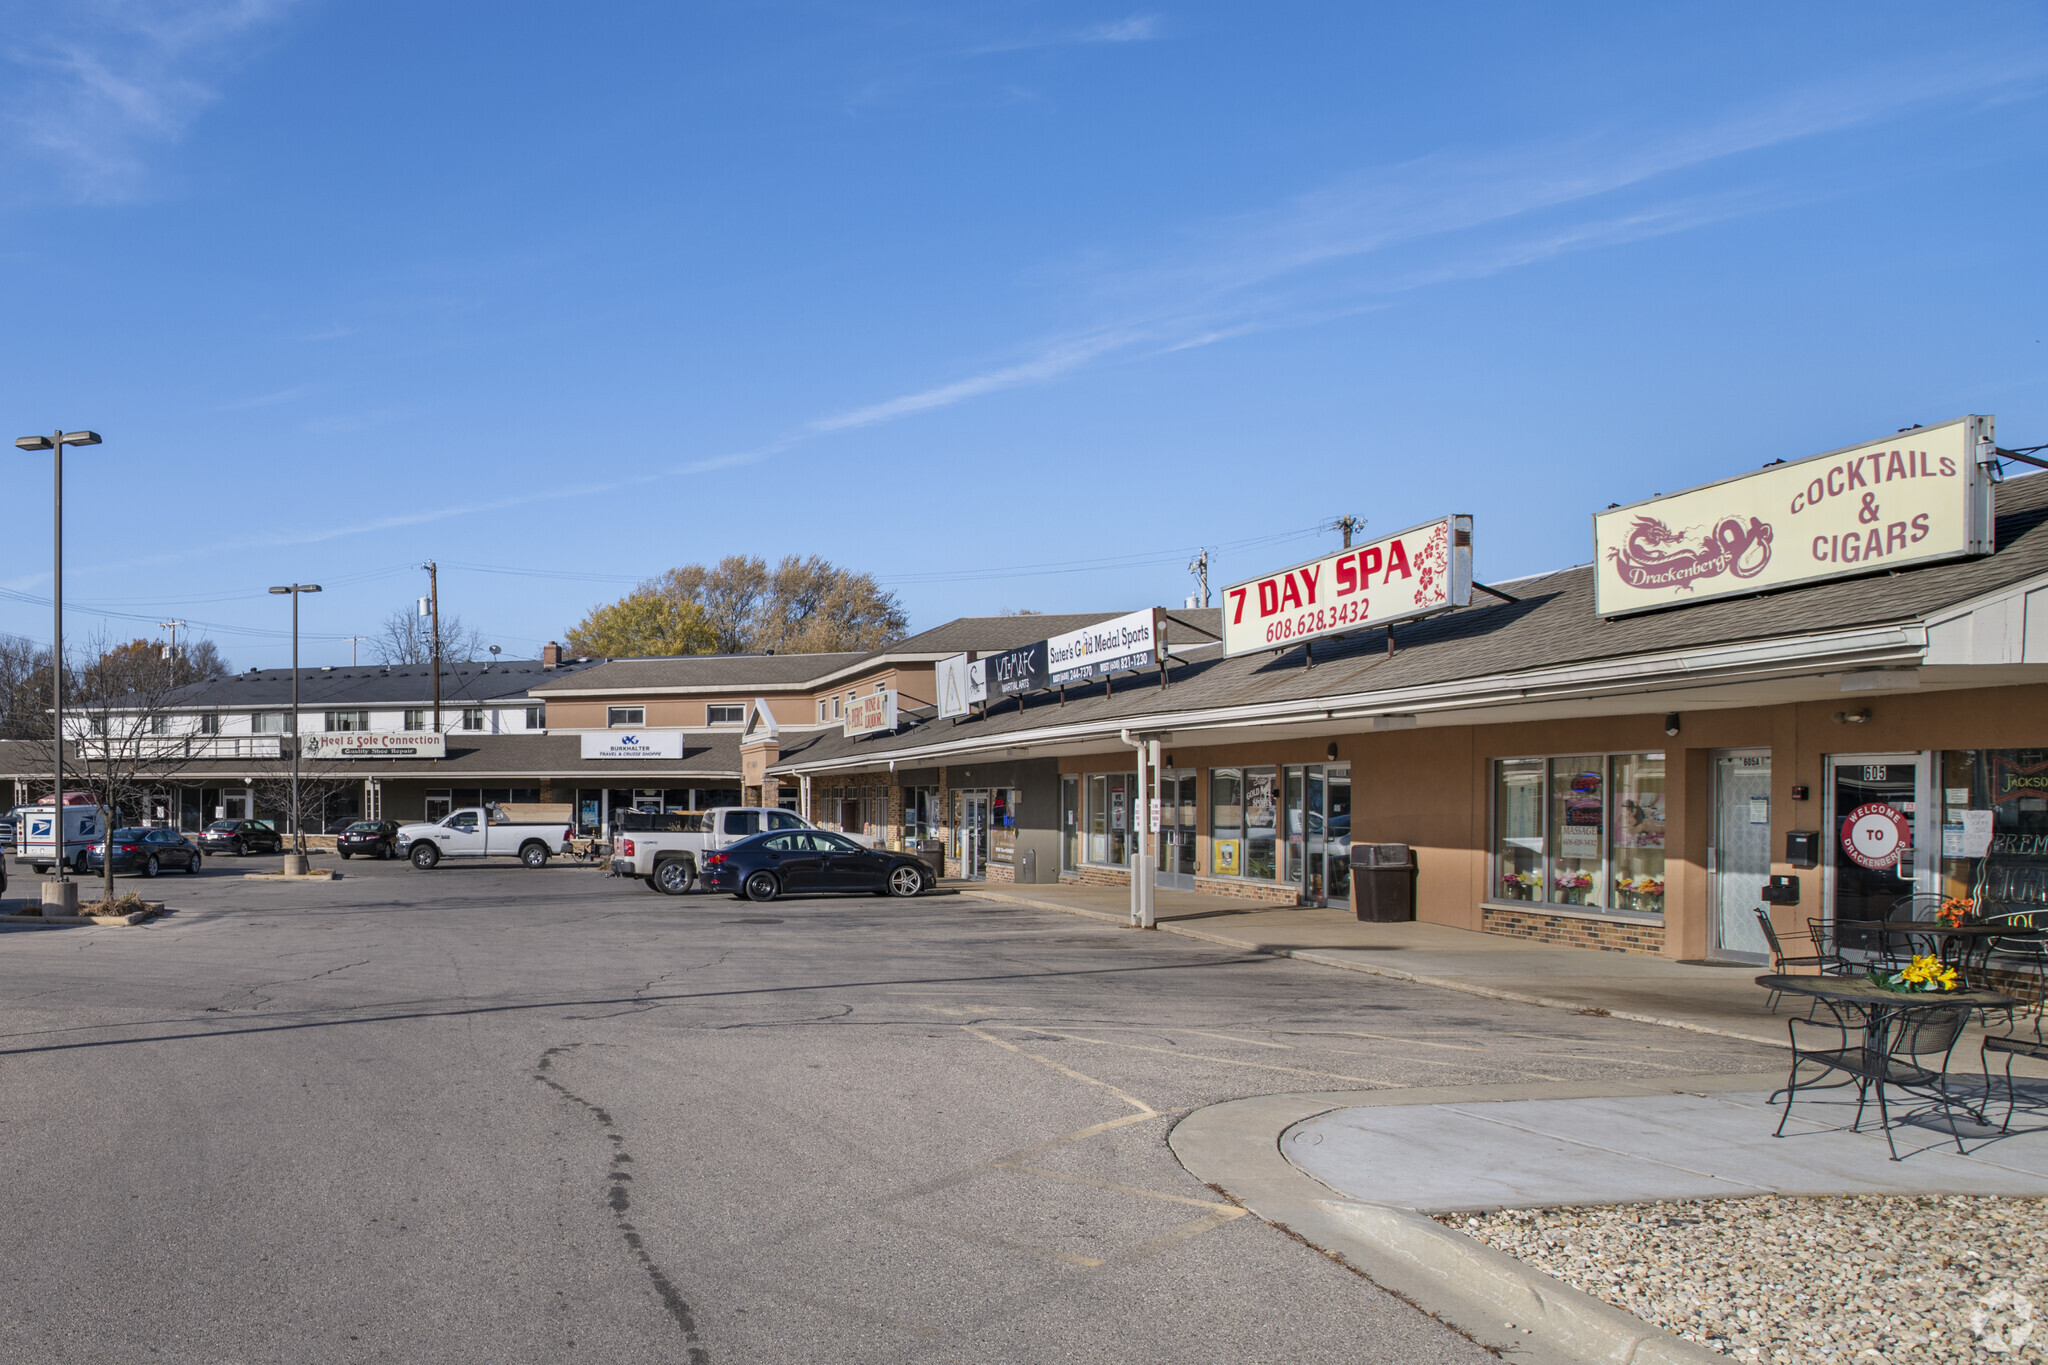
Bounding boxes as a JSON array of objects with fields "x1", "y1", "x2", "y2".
[{"x1": 1450, "y1": 1194, "x2": 2046, "y2": 1361}]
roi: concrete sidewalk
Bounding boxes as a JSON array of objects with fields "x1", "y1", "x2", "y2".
[
  {"x1": 950, "y1": 879, "x2": 1810, "y2": 1046},
  {"x1": 1286, "y1": 1086, "x2": 2048, "y2": 1212}
]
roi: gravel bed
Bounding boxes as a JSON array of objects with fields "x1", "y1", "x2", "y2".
[{"x1": 1448, "y1": 1195, "x2": 2047, "y2": 1361}]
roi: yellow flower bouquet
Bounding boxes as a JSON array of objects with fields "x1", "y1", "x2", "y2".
[{"x1": 1870, "y1": 953, "x2": 1961, "y2": 993}]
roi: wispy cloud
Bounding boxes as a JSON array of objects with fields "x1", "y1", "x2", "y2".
[
  {"x1": 0, "y1": 0, "x2": 299, "y2": 203},
  {"x1": 969, "y1": 13, "x2": 1162, "y2": 56},
  {"x1": 806, "y1": 51, "x2": 2046, "y2": 438},
  {"x1": 216, "y1": 383, "x2": 313, "y2": 411}
]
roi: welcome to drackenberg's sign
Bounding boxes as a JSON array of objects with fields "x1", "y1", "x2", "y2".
[
  {"x1": 1593, "y1": 415, "x2": 1997, "y2": 618},
  {"x1": 1220, "y1": 516, "x2": 1474, "y2": 657}
]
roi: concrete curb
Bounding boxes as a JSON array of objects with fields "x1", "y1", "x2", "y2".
[
  {"x1": 957, "y1": 886, "x2": 1789, "y2": 1050},
  {"x1": 1170, "y1": 1088, "x2": 1730, "y2": 1365},
  {"x1": 240, "y1": 869, "x2": 341, "y2": 882},
  {"x1": 0, "y1": 899, "x2": 165, "y2": 926}
]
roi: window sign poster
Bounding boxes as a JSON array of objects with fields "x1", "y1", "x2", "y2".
[
  {"x1": 1615, "y1": 783, "x2": 1666, "y2": 849},
  {"x1": 1560, "y1": 770, "x2": 1603, "y2": 858},
  {"x1": 1244, "y1": 771, "x2": 1278, "y2": 834},
  {"x1": 1749, "y1": 797, "x2": 1770, "y2": 825},
  {"x1": 1962, "y1": 808, "x2": 1994, "y2": 857},
  {"x1": 1213, "y1": 839, "x2": 1241, "y2": 875},
  {"x1": 1111, "y1": 789, "x2": 1127, "y2": 831}
]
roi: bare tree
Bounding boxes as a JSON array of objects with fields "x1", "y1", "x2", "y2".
[
  {"x1": 370, "y1": 608, "x2": 486, "y2": 666},
  {"x1": 21, "y1": 632, "x2": 225, "y2": 904},
  {"x1": 248, "y1": 752, "x2": 359, "y2": 842}
]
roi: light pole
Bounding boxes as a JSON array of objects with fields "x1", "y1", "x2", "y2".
[
  {"x1": 15, "y1": 429, "x2": 100, "y2": 914},
  {"x1": 268, "y1": 583, "x2": 322, "y2": 874}
]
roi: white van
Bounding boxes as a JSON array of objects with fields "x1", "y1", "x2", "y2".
[{"x1": 18, "y1": 804, "x2": 105, "y2": 876}]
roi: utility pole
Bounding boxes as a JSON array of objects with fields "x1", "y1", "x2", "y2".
[
  {"x1": 1186, "y1": 549, "x2": 1211, "y2": 609},
  {"x1": 343, "y1": 636, "x2": 367, "y2": 667},
  {"x1": 422, "y1": 561, "x2": 442, "y2": 731},
  {"x1": 1334, "y1": 515, "x2": 1363, "y2": 549},
  {"x1": 158, "y1": 620, "x2": 186, "y2": 668}
]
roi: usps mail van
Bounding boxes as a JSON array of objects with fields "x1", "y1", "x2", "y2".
[{"x1": 19, "y1": 804, "x2": 103, "y2": 875}]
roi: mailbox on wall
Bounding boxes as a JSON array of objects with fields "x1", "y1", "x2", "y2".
[{"x1": 1786, "y1": 831, "x2": 1820, "y2": 869}]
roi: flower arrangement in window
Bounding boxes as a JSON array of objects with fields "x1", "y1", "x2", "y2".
[
  {"x1": 1614, "y1": 873, "x2": 1666, "y2": 912},
  {"x1": 1499, "y1": 869, "x2": 1541, "y2": 899},
  {"x1": 1552, "y1": 869, "x2": 1594, "y2": 904}
]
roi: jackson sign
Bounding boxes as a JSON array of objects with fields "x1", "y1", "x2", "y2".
[
  {"x1": 1221, "y1": 516, "x2": 1473, "y2": 658},
  {"x1": 1593, "y1": 415, "x2": 1997, "y2": 617}
]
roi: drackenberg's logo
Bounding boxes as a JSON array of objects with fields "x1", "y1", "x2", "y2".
[{"x1": 1606, "y1": 514, "x2": 1773, "y2": 592}]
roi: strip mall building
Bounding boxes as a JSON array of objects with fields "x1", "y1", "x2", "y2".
[{"x1": 16, "y1": 416, "x2": 2043, "y2": 966}]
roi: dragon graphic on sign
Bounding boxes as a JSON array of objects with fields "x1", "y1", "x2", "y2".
[{"x1": 1606, "y1": 514, "x2": 1773, "y2": 594}]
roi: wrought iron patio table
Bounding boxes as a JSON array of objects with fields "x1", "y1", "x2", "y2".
[{"x1": 1758, "y1": 974, "x2": 2019, "y2": 1157}]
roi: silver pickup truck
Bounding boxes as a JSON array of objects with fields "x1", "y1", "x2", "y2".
[
  {"x1": 612, "y1": 806, "x2": 865, "y2": 894},
  {"x1": 395, "y1": 806, "x2": 576, "y2": 869}
]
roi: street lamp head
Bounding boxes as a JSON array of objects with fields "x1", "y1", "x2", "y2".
[
  {"x1": 59, "y1": 431, "x2": 100, "y2": 447},
  {"x1": 15, "y1": 435, "x2": 54, "y2": 451},
  {"x1": 268, "y1": 586, "x2": 291, "y2": 595},
  {"x1": 300, "y1": 584, "x2": 323, "y2": 594},
  {"x1": 269, "y1": 584, "x2": 324, "y2": 595}
]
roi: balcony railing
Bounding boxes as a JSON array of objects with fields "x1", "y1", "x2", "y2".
[{"x1": 71, "y1": 735, "x2": 285, "y2": 761}]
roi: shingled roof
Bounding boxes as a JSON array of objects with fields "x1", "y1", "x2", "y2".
[{"x1": 772, "y1": 471, "x2": 2048, "y2": 771}]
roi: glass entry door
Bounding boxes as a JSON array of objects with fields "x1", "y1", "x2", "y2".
[
  {"x1": 1283, "y1": 763, "x2": 1352, "y2": 906},
  {"x1": 1827, "y1": 754, "x2": 1931, "y2": 955},
  {"x1": 953, "y1": 789, "x2": 989, "y2": 880},
  {"x1": 1156, "y1": 770, "x2": 1198, "y2": 890},
  {"x1": 1710, "y1": 751, "x2": 1772, "y2": 960}
]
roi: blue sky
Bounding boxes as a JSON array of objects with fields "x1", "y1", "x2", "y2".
[{"x1": 1, "y1": 1, "x2": 2044, "y2": 666}]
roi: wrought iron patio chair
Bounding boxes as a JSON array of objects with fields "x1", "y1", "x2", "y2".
[
  {"x1": 1982, "y1": 1002, "x2": 2048, "y2": 1133},
  {"x1": 1977, "y1": 908, "x2": 2048, "y2": 994},
  {"x1": 1757, "y1": 909, "x2": 1836, "y2": 1014},
  {"x1": 1775, "y1": 1002, "x2": 1973, "y2": 1160},
  {"x1": 1879, "y1": 892, "x2": 1951, "y2": 967},
  {"x1": 1804, "y1": 917, "x2": 1856, "y2": 976}
]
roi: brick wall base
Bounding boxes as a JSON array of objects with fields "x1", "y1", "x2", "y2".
[
  {"x1": 1482, "y1": 905, "x2": 1666, "y2": 955},
  {"x1": 1057, "y1": 868, "x2": 1304, "y2": 905}
]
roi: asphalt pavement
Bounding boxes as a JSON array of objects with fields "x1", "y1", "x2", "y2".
[{"x1": 0, "y1": 855, "x2": 1781, "y2": 1363}]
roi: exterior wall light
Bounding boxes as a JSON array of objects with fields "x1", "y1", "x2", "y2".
[{"x1": 1664, "y1": 713, "x2": 1681, "y2": 736}]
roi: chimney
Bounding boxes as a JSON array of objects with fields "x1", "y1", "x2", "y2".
[{"x1": 542, "y1": 641, "x2": 561, "y2": 669}]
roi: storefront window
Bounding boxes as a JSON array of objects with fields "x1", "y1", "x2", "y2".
[
  {"x1": 1492, "y1": 754, "x2": 1664, "y2": 915},
  {"x1": 1494, "y1": 759, "x2": 1544, "y2": 899},
  {"x1": 1548, "y1": 756, "x2": 1604, "y2": 907},
  {"x1": 1939, "y1": 749, "x2": 2048, "y2": 916},
  {"x1": 990, "y1": 788, "x2": 1018, "y2": 868},
  {"x1": 1609, "y1": 753, "x2": 1667, "y2": 914},
  {"x1": 1244, "y1": 766, "x2": 1277, "y2": 880},
  {"x1": 1211, "y1": 768, "x2": 1244, "y2": 875},
  {"x1": 1084, "y1": 773, "x2": 1136, "y2": 865}
]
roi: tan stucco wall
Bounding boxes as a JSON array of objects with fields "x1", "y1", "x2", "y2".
[{"x1": 1035, "y1": 683, "x2": 2048, "y2": 958}]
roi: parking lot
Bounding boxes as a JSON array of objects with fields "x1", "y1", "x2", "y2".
[{"x1": 0, "y1": 853, "x2": 1780, "y2": 1364}]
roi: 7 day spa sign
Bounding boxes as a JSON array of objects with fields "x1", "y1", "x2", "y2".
[
  {"x1": 1593, "y1": 415, "x2": 1997, "y2": 617},
  {"x1": 1221, "y1": 516, "x2": 1473, "y2": 657}
]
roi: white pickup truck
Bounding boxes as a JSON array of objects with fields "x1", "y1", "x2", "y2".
[
  {"x1": 395, "y1": 806, "x2": 576, "y2": 870},
  {"x1": 612, "y1": 807, "x2": 866, "y2": 894}
]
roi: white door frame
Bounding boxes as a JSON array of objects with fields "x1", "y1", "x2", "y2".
[{"x1": 1823, "y1": 751, "x2": 1937, "y2": 954}]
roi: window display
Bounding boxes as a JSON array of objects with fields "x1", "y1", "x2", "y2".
[
  {"x1": 1210, "y1": 768, "x2": 1244, "y2": 876},
  {"x1": 1243, "y1": 766, "x2": 1278, "y2": 879},
  {"x1": 1492, "y1": 753, "x2": 1664, "y2": 915},
  {"x1": 1939, "y1": 749, "x2": 2048, "y2": 916}
]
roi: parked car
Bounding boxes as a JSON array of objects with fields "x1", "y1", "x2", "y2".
[
  {"x1": 87, "y1": 827, "x2": 202, "y2": 877},
  {"x1": 701, "y1": 829, "x2": 930, "y2": 902},
  {"x1": 197, "y1": 819, "x2": 282, "y2": 857},
  {"x1": 336, "y1": 820, "x2": 400, "y2": 860},
  {"x1": 394, "y1": 805, "x2": 575, "y2": 869},
  {"x1": 611, "y1": 806, "x2": 870, "y2": 895}
]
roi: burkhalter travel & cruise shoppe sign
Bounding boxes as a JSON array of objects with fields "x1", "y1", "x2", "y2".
[{"x1": 1593, "y1": 415, "x2": 1997, "y2": 617}]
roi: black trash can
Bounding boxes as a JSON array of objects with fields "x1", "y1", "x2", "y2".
[
  {"x1": 1353, "y1": 843, "x2": 1415, "y2": 922},
  {"x1": 916, "y1": 839, "x2": 947, "y2": 878}
]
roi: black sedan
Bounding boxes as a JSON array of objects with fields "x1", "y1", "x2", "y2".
[
  {"x1": 702, "y1": 829, "x2": 930, "y2": 902},
  {"x1": 197, "y1": 819, "x2": 282, "y2": 856},
  {"x1": 336, "y1": 820, "x2": 400, "y2": 859},
  {"x1": 87, "y1": 827, "x2": 202, "y2": 877}
]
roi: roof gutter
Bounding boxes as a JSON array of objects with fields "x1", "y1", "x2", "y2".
[{"x1": 769, "y1": 621, "x2": 1928, "y2": 777}]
